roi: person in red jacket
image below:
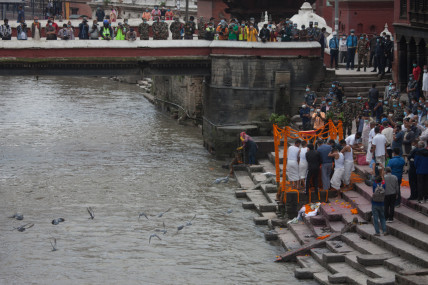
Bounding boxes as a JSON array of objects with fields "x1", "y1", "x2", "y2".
[{"x1": 413, "y1": 60, "x2": 422, "y2": 81}]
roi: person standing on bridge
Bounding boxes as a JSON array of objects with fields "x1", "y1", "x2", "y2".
[
  {"x1": 139, "y1": 19, "x2": 150, "y2": 40},
  {"x1": 1, "y1": 19, "x2": 12, "y2": 40},
  {"x1": 114, "y1": 23, "x2": 125, "y2": 40},
  {"x1": 78, "y1": 18, "x2": 89, "y2": 40},
  {"x1": 31, "y1": 17, "x2": 41, "y2": 40},
  {"x1": 205, "y1": 22, "x2": 215, "y2": 41},
  {"x1": 142, "y1": 8, "x2": 151, "y2": 21},
  {"x1": 165, "y1": 9, "x2": 174, "y2": 20},
  {"x1": 246, "y1": 23, "x2": 257, "y2": 42},
  {"x1": 100, "y1": 20, "x2": 113, "y2": 40},
  {"x1": 151, "y1": 6, "x2": 161, "y2": 21},
  {"x1": 169, "y1": 17, "x2": 182, "y2": 40},
  {"x1": 89, "y1": 20, "x2": 100, "y2": 40},
  {"x1": 17, "y1": 21, "x2": 28, "y2": 40},
  {"x1": 45, "y1": 20, "x2": 57, "y2": 40},
  {"x1": 17, "y1": 6, "x2": 25, "y2": 24},
  {"x1": 346, "y1": 29, "x2": 358, "y2": 70},
  {"x1": 96, "y1": 6, "x2": 105, "y2": 22},
  {"x1": 216, "y1": 19, "x2": 228, "y2": 40},
  {"x1": 184, "y1": 16, "x2": 195, "y2": 40}
]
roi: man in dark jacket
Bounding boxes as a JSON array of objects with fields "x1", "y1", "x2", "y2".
[
  {"x1": 408, "y1": 141, "x2": 424, "y2": 200},
  {"x1": 96, "y1": 7, "x2": 105, "y2": 22},
  {"x1": 374, "y1": 37, "x2": 385, "y2": 75},
  {"x1": 78, "y1": 18, "x2": 89, "y2": 39},
  {"x1": 414, "y1": 143, "x2": 428, "y2": 203},
  {"x1": 259, "y1": 24, "x2": 270, "y2": 43},
  {"x1": 384, "y1": 35, "x2": 393, "y2": 73},
  {"x1": 368, "y1": 83, "x2": 379, "y2": 111},
  {"x1": 305, "y1": 144, "x2": 321, "y2": 195}
]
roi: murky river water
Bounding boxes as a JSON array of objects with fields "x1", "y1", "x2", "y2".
[{"x1": 0, "y1": 76, "x2": 313, "y2": 284}]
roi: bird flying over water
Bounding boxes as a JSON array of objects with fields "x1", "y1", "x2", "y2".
[
  {"x1": 176, "y1": 224, "x2": 185, "y2": 233},
  {"x1": 185, "y1": 214, "x2": 196, "y2": 226},
  {"x1": 157, "y1": 208, "x2": 171, "y2": 218},
  {"x1": 138, "y1": 212, "x2": 149, "y2": 220},
  {"x1": 8, "y1": 213, "x2": 24, "y2": 220},
  {"x1": 14, "y1": 223, "x2": 34, "y2": 232},
  {"x1": 226, "y1": 209, "x2": 233, "y2": 214},
  {"x1": 149, "y1": 233, "x2": 162, "y2": 244},
  {"x1": 155, "y1": 221, "x2": 167, "y2": 235},
  {"x1": 52, "y1": 218, "x2": 65, "y2": 225},
  {"x1": 87, "y1": 207, "x2": 95, "y2": 219},
  {"x1": 50, "y1": 238, "x2": 58, "y2": 251}
]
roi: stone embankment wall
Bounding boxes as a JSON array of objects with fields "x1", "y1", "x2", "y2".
[{"x1": 151, "y1": 75, "x2": 207, "y2": 121}]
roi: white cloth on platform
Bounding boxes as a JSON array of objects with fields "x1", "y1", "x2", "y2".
[
  {"x1": 331, "y1": 153, "x2": 345, "y2": 190},
  {"x1": 299, "y1": 147, "x2": 308, "y2": 179},
  {"x1": 287, "y1": 160, "x2": 299, "y2": 181},
  {"x1": 344, "y1": 160, "x2": 354, "y2": 185}
]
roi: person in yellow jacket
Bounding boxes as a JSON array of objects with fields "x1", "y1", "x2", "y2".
[
  {"x1": 238, "y1": 22, "x2": 247, "y2": 41},
  {"x1": 114, "y1": 22, "x2": 125, "y2": 40},
  {"x1": 246, "y1": 24, "x2": 258, "y2": 42}
]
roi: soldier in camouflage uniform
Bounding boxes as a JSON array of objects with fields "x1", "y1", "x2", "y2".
[
  {"x1": 291, "y1": 23, "x2": 299, "y2": 41},
  {"x1": 341, "y1": 97, "x2": 353, "y2": 136},
  {"x1": 312, "y1": 22, "x2": 321, "y2": 41},
  {"x1": 184, "y1": 16, "x2": 196, "y2": 40},
  {"x1": 152, "y1": 17, "x2": 164, "y2": 40},
  {"x1": 197, "y1": 17, "x2": 206, "y2": 39},
  {"x1": 306, "y1": 21, "x2": 315, "y2": 41},
  {"x1": 392, "y1": 100, "x2": 404, "y2": 123},
  {"x1": 138, "y1": 19, "x2": 150, "y2": 40},
  {"x1": 356, "y1": 34, "x2": 369, "y2": 72},
  {"x1": 299, "y1": 25, "x2": 308, "y2": 41},
  {"x1": 169, "y1": 17, "x2": 183, "y2": 40}
]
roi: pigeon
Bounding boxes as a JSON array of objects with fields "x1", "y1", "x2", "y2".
[
  {"x1": 226, "y1": 209, "x2": 233, "y2": 214},
  {"x1": 155, "y1": 221, "x2": 167, "y2": 235},
  {"x1": 157, "y1": 208, "x2": 171, "y2": 218},
  {"x1": 214, "y1": 176, "x2": 229, "y2": 184},
  {"x1": 87, "y1": 207, "x2": 95, "y2": 219},
  {"x1": 149, "y1": 233, "x2": 162, "y2": 244},
  {"x1": 51, "y1": 218, "x2": 65, "y2": 225},
  {"x1": 8, "y1": 213, "x2": 24, "y2": 220},
  {"x1": 185, "y1": 214, "x2": 196, "y2": 226},
  {"x1": 50, "y1": 238, "x2": 58, "y2": 251},
  {"x1": 14, "y1": 223, "x2": 34, "y2": 232},
  {"x1": 176, "y1": 224, "x2": 185, "y2": 233},
  {"x1": 138, "y1": 212, "x2": 149, "y2": 220}
]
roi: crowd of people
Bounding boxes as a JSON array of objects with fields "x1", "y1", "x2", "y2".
[
  {"x1": 0, "y1": 7, "x2": 330, "y2": 43},
  {"x1": 291, "y1": 62, "x2": 428, "y2": 235}
]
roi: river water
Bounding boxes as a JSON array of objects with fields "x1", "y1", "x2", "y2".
[{"x1": 0, "y1": 76, "x2": 312, "y2": 284}]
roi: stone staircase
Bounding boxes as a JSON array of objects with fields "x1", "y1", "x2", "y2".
[
  {"x1": 233, "y1": 149, "x2": 428, "y2": 285},
  {"x1": 318, "y1": 72, "x2": 392, "y2": 102}
]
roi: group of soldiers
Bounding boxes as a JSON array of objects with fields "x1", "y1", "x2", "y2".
[
  {"x1": 350, "y1": 32, "x2": 394, "y2": 73},
  {"x1": 137, "y1": 16, "x2": 197, "y2": 40},
  {"x1": 278, "y1": 20, "x2": 324, "y2": 42}
]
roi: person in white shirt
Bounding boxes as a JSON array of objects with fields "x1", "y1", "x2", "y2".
[
  {"x1": 381, "y1": 120, "x2": 394, "y2": 158},
  {"x1": 298, "y1": 141, "x2": 309, "y2": 189},
  {"x1": 366, "y1": 121, "x2": 377, "y2": 163},
  {"x1": 345, "y1": 132, "x2": 362, "y2": 150},
  {"x1": 339, "y1": 35, "x2": 348, "y2": 63},
  {"x1": 423, "y1": 65, "x2": 428, "y2": 98},
  {"x1": 372, "y1": 126, "x2": 387, "y2": 175},
  {"x1": 340, "y1": 139, "x2": 354, "y2": 187},
  {"x1": 287, "y1": 139, "x2": 301, "y2": 189},
  {"x1": 328, "y1": 148, "x2": 345, "y2": 192}
]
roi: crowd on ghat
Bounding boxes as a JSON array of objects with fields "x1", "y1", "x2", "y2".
[{"x1": 291, "y1": 62, "x2": 428, "y2": 235}]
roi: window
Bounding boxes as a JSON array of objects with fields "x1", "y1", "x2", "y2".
[
  {"x1": 71, "y1": 8, "x2": 78, "y2": 15},
  {"x1": 400, "y1": 0, "x2": 407, "y2": 18},
  {"x1": 370, "y1": 25, "x2": 376, "y2": 33},
  {"x1": 357, "y1": 23, "x2": 363, "y2": 33}
]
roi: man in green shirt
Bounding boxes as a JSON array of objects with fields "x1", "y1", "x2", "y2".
[{"x1": 228, "y1": 21, "x2": 238, "y2": 41}]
